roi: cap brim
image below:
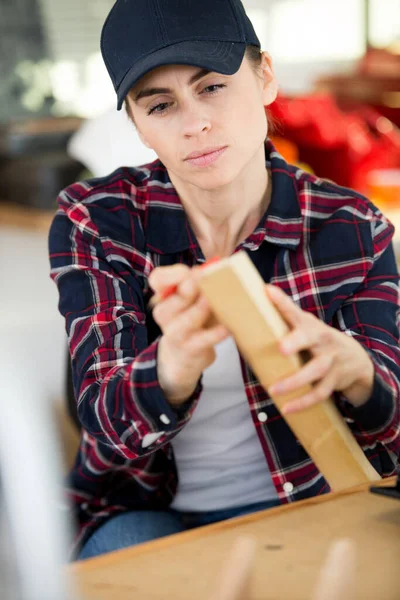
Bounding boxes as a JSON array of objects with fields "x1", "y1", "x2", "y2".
[{"x1": 117, "y1": 40, "x2": 246, "y2": 110}]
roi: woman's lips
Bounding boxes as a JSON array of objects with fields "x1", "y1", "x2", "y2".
[{"x1": 184, "y1": 146, "x2": 227, "y2": 167}]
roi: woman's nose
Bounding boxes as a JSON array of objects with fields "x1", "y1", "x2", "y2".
[{"x1": 181, "y1": 103, "x2": 212, "y2": 138}]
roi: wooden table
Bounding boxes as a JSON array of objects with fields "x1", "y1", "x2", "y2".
[
  {"x1": 0, "y1": 202, "x2": 55, "y2": 233},
  {"x1": 72, "y1": 478, "x2": 400, "y2": 600}
]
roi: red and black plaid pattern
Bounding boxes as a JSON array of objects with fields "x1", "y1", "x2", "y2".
[{"x1": 49, "y1": 141, "x2": 400, "y2": 557}]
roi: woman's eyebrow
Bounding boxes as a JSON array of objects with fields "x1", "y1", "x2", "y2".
[
  {"x1": 134, "y1": 87, "x2": 170, "y2": 102},
  {"x1": 134, "y1": 68, "x2": 211, "y2": 102}
]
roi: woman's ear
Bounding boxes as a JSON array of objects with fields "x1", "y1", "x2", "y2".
[{"x1": 260, "y1": 51, "x2": 278, "y2": 107}]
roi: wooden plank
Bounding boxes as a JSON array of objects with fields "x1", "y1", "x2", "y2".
[
  {"x1": 197, "y1": 251, "x2": 380, "y2": 491},
  {"x1": 72, "y1": 478, "x2": 399, "y2": 600}
]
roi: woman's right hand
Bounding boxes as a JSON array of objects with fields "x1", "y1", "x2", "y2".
[{"x1": 149, "y1": 264, "x2": 230, "y2": 405}]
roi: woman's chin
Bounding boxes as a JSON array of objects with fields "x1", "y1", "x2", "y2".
[{"x1": 186, "y1": 168, "x2": 239, "y2": 191}]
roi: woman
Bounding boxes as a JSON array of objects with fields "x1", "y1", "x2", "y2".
[{"x1": 49, "y1": 0, "x2": 400, "y2": 560}]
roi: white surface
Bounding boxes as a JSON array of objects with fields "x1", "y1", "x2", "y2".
[
  {"x1": 0, "y1": 318, "x2": 74, "y2": 600},
  {"x1": 0, "y1": 226, "x2": 67, "y2": 405},
  {"x1": 0, "y1": 226, "x2": 74, "y2": 597},
  {"x1": 68, "y1": 105, "x2": 157, "y2": 177}
]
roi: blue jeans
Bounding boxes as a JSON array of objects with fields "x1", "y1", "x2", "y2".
[{"x1": 78, "y1": 498, "x2": 280, "y2": 560}]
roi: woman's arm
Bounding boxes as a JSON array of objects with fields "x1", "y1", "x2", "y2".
[
  {"x1": 49, "y1": 189, "x2": 202, "y2": 460},
  {"x1": 266, "y1": 240, "x2": 400, "y2": 475}
]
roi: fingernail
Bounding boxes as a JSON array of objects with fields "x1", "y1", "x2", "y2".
[
  {"x1": 267, "y1": 285, "x2": 279, "y2": 296},
  {"x1": 280, "y1": 342, "x2": 292, "y2": 355},
  {"x1": 269, "y1": 383, "x2": 282, "y2": 395}
]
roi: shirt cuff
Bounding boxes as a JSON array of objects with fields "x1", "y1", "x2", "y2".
[
  {"x1": 129, "y1": 337, "x2": 202, "y2": 436},
  {"x1": 341, "y1": 358, "x2": 396, "y2": 434}
]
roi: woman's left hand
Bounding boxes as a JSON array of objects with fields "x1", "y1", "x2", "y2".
[{"x1": 265, "y1": 285, "x2": 375, "y2": 415}]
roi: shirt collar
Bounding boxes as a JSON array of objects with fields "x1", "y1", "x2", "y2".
[{"x1": 144, "y1": 140, "x2": 303, "y2": 255}]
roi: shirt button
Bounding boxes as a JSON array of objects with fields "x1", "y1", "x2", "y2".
[
  {"x1": 283, "y1": 482, "x2": 294, "y2": 493},
  {"x1": 160, "y1": 414, "x2": 171, "y2": 425},
  {"x1": 258, "y1": 412, "x2": 268, "y2": 423}
]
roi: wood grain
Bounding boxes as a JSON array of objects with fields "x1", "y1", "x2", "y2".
[{"x1": 72, "y1": 478, "x2": 400, "y2": 600}]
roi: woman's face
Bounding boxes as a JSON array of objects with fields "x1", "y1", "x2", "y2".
[{"x1": 128, "y1": 53, "x2": 277, "y2": 191}]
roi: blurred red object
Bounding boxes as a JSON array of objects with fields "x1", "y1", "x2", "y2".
[
  {"x1": 268, "y1": 94, "x2": 400, "y2": 195},
  {"x1": 315, "y1": 47, "x2": 400, "y2": 129},
  {"x1": 358, "y1": 47, "x2": 400, "y2": 78}
]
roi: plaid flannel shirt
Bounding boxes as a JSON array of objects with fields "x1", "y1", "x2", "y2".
[{"x1": 49, "y1": 141, "x2": 400, "y2": 557}]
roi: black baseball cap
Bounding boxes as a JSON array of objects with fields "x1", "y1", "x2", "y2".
[{"x1": 101, "y1": 0, "x2": 261, "y2": 110}]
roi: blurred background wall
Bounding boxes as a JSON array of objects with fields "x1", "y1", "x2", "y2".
[{"x1": 0, "y1": 0, "x2": 398, "y2": 121}]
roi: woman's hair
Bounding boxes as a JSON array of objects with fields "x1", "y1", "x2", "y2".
[
  {"x1": 245, "y1": 44, "x2": 263, "y2": 69},
  {"x1": 125, "y1": 45, "x2": 265, "y2": 124}
]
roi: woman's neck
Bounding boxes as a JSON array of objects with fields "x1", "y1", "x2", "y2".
[{"x1": 169, "y1": 146, "x2": 271, "y2": 260}]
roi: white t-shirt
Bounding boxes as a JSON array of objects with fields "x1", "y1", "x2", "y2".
[{"x1": 170, "y1": 337, "x2": 278, "y2": 512}]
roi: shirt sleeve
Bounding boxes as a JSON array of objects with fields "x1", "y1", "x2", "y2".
[
  {"x1": 49, "y1": 186, "x2": 201, "y2": 460},
  {"x1": 333, "y1": 213, "x2": 400, "y2": 475}
]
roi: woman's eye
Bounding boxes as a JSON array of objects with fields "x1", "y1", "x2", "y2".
[
  {"x1": 146, "y1": 84, "x2": 226, "y2": 115},
  {"x1": 148, "y1": 102, "x2": 170, "y2": 115},
  {"x1": 203, "y1": 84, "x2": 226, "y2": 94}
]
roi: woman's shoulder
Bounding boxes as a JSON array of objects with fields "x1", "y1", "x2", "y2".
[
  {"x1": 290, "y1": 164, "x2": 393, "y2": 232},
  {"x1": 50, "y1": 158, "x2": 170, "y2": 252},
  {"x1": 57, "y1": 158, "x2": 165, "y2": 211}
]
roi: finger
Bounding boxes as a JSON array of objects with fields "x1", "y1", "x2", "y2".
[
  {"x1": 148, "y1": 264, "x2": 190, "y2": 293},
  {"x1": 177, "y1": 274, "x2": 201, "y2": 302},
  {"x1": 283, "y1": 323, "x2": 338, "y2": 359},
  {"x1": 185, "y1": 324, "x2": 231, "y2": 356},
  {"x1": 279, "y1": 326, "x2": 316, "y2": 356},
  {"x1": 152, "y1": 288, "x2": 198, "y2": 328},
  {"x1": 281, "y1": 370, "x2": 336, "y2": 415},
  {"x1": 164, "y1": 295, "x2": 214, "y2": 343},
  {"x1": 268, "y1": 354, "x2": 333, "y2": 396},
  {"x1": 265, "y1": 285, "x2": 309, "y2": 329}
]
